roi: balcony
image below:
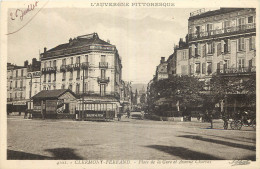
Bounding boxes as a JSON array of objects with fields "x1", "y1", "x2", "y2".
[
  {"x1": 7, "y1": 98, "x2": 12, "y2": 102},
  {"x1": 97, "y1": 77, "x2": 110, "y2": 83},
  {"x1": 66, "y1": 64, "x2": 73, "y2": 71},
  {"x1": 60, "y1": 65, "x2": 67, "y2": 72},
  {"x1": 81, "y1": 62, "x2": 89, "y2": 69},
  {"x1": 73, "y1": 63, "x2": 81, "y2": 70},
  {"x1": 12, "y1": 97, "x2": 25, "y2": 101},
  {"x1": 42, "y1": 67, "x2": 57, "y2": 74},
  {"x1": 217, "y1": 67, "x2": 256, "y2": 75},
  {"x1": 189, "y1": 23, "x2": 256, "y2": 41},
  {"x1": 99, "y1": 62, "x2": 108, "y2": 68}
]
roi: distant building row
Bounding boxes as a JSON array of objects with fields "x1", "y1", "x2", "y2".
[{"x1": 7, "y1": 33, "x2": 132, "y2": 117}]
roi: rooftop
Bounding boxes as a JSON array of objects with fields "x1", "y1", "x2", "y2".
[
  {"x1": 32, "y1": 89, "x2": 76, "y2": 99},
  {"x1": 46, "y1": 33, "x2": 112, "y2": 53},
  {"x1": 188, "y1": 8, "x2": 247, "y2": 21}
]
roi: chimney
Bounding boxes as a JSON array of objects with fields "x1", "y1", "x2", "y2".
[
  {"x1": 107, "y1": 39, "x2": 110, "y2": 44},
  {"x1": 160, "y1": 57, "x2": 165, "y2": 64},
  {"x1": 44, "y1": 47, "x2": 47, "y2": 53},
  {"x1": 24, "y1": 60, "x2": 28, "y2": 67},
  {"x1": 32, "y1": 58, "x2": 37, "y2": 66}
]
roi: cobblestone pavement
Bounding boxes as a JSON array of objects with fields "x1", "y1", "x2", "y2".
[{"x1": 7, "y1": 115, "x2": 256, "y2": 160}]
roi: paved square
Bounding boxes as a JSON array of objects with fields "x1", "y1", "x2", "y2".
[{"x1": 7, "y1": 116, "x2": 256, "y2": 160}]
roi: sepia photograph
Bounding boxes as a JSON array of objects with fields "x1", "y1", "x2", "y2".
[{"x1": 0, "y1": 0, "x2": 259, "y2": 168}]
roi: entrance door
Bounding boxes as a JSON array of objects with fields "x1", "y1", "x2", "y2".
[{"x1": 64, "y1": 103, "x2": 69, "y2": 113}]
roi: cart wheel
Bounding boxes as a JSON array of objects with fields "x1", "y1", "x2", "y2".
[{"x1": 231, "y1": 120, "x2": 242, "y2": 130}]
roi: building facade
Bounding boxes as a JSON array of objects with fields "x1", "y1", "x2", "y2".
[
  {"x1": 155, "y1": 57, "x2": 168, "y2": 81},
  {"x1": 187, "y1": 8, "x2": 256, "y2": 79},
  {"x1": 40, "y1": 33, "x2": 123, "y2": 117}
]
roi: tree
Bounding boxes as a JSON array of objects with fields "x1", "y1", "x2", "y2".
[{"x1": 147, "y1": 76, "x2": 205, "y2": 116}]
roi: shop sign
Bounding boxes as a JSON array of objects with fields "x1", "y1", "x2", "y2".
[{"x1": 27, "y1": 71, "x2": 41, "y2": 78}]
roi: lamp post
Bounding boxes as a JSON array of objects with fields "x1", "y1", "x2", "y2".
[{"x1": 80, "y1": 67, "x2": 85, "y2": 121}]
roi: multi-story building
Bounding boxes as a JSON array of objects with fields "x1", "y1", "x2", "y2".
[
  {"x1": 187, "y1": 8, "x2": 256, "y2": 80},
  {"x1": 40, "y1": 33, "x2": 123, "y2": 117},
  {"x1": 155, "y1": 57, "x2": 168, "y2": 81},
  {"x1": 7, "y1": 62, "x2": 28, "y2": 113},
  {"x1": 167, "y1": 38, "x2": 189, "y2": 77},
  {"x1": 7, "y1": 58, "x2": 41, "y2": 113}
]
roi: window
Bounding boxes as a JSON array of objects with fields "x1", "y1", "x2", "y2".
[
  {"x1": 20, "y1": 80, "x2": 23, "y2": 88},
  {"x1": 101, "y1": 69, "x2": 106, "y2": 79},
  {"x1": 238, "y1": 37, "x2": 245, "y2": 51},
  {"x1": 195, "y1": 44, "x2": 198, "y2": 56},
  {"x1": 195, "y1": 63, "x2": 200, "y2": 73},
  {"x1": 182, "y1": 51, "x2": 187, "y2": 60},
  {"x1": 70, "y1": 71, "x2": 73, "y2": 80},
  {"x1": 85, "y1": 55, "x2": 88, "y2": 62},
  {"x1": 70, "y1": 57, "x2": 73, "y2": 64},
  {"x1": 249, "y1": 36, "x2": 256, "y2": 50},
  {"x1": 10, "y1": 93, "x2": 12, "y2": 99},
  {"x1": 100, "y1": 84, "x2": 106, "y2": 96},
  {"x1": 20, "y1": 92, "x2": 23, "y2": 98},
  {"x1": 77, "y1": 70, "x2": 80, "y2": 79},
  {"x1": 189, "y1": 47, "x2": 192, "y2": 58},
  {"x1": 76, "y1": 56, "x2": 80, "y2": 64},
  {"x1": 238, "y1": 58, "x2": 245, "y2": 69},
  {"x1": 238, "y1": 18, "x2": 245, "y2": 30},
  {"x1": 84, "y1": 83, "x2": 88, "y2": 93},
  {"x1": 62, "y1": 72, "x2": 66, "y2": 81},
  {"x1": 61, "y1": 84, "x2": 65, "y2": 89},
  {"x1": 224, "y1": 39, "x2": 230, "y2": 53},
  {"x1": 15, "y1": 81, "x2": 17, "y2": 88},
  {"x1": 68, "y1": 84, "x2": 72, "y2": 91},
  {"x1": 21, "y1": 69, "x2": 23, "y2": 77},
  {"x1": 207, "y1": 62, "x2": 212, "y2": 75},
  {"x1": 48, "y1": 73, "x2": 51, "y2": 82},
  {"x1": 217, "y1": 43, "x2": 221, "y2": 56},
  {"x1": 224, "y1": 20, "x2": 230, "y2": 28},
  {"x1": 76, "y1": 84, "x2": 80, "y2": 94},
  {"x1": 224, "y1": 60, "x2": 230, "y2": 70},
  {"x1": 101, "y1": 55, "x2": 106, "y2": 62},
  {"x1": 44, "y1": 62, "x2": 47, "y2": 68},
  {"x1": 16, "y1": 70, "x2": 18, "y2": 77},
  {"x1": 202, "y1": 63, "x2": 206, "y2": 74},
  {"x1": 248, "y1": 16, "x2": 253, "y2": 23},
  {"x1": 49, "y1": 61, "x2": 52, "y2": 67},
  {"x1": 44, "y1": 74, "x2": 46, "y2": 82},
  {"x1": 208, "y1": 43, "x2": 213, "y2": 54},
  {"x1": 84, "y1": 69, "x2": 88, "y2": 79},
  {"x1": 62, "y1": 59, "x2": 66, "y2": 65},
  {"x1": 54, "y1": 73, "x2": 56, "y2": 81},
  {"x1": 206, "y1": 24, "x2": 213, "y2": 35},
  {"x1": 15, "y1": 93, "x2": 17, "y2": 98},
  {"x1": 53, "y1": 60, "x2": 56, "y2": 67}
]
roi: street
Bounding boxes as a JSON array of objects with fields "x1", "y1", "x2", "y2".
[{"x1": 7, "y1": 115, "x2": 256, "y2": 160}]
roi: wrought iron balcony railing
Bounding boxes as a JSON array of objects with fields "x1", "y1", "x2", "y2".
[
  {"x1": 217, "y1": 66, "x2": 256, "y2": 75},
  {"x1": 99, "y1": 62, "x2": 108, "y2": 68},
  {"x1": 189, "y1": 23, "x2": 256, "y2": 41},
  {"x1": 76, "y1": 91, "x2": 120, "y2": 99},
  {"x1": 60, "y1": 65, "x2": 67, "y2": 72},
  {"x1": 97, "y1": 77, "x2": 110, "y2": 83},
  {"x1": 42, "y1": 67, "x2": 57, "y2": 73},
  {"x1": 81, "y1": 62, "x2": 89, "y2": 69}
]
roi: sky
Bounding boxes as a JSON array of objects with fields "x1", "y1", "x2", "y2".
[{"x1": 7, "y1": 5, "x2": 202, "y2": 84}]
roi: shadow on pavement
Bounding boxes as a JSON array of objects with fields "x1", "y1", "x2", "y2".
[
  {"x1": 178, "y1": 135, "x2": 256, "y2": 151},
  {"x1": 7, "y1": 149, "x2": 52, "y2": 160},
  {"x1": 145, "y1": 145, "x2": 223, "y2": 160},
  {"x1": 7, "y1": 148, "x2": 83, "y2": 160},
  {"x1": 181, "y1": 131, "x2": 256, "y2": 144},
  {"x1": 45, "y1": 148, "x2": 83, "y2": 160}
]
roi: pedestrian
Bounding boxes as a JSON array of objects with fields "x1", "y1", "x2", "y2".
[
  {"x1": 127, "y1": 108, "x2": 130, "y2": 118},
  {"x1": 117, "y1": 113, "x2": 121, "y2": 121}
]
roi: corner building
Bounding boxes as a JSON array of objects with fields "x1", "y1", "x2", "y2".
[
  {"x1": 40, "y1": 33, "x2": 123, "y2": 118},
  {"x1": 188, "y1": 8, "x2": 256, "y2": 81}
]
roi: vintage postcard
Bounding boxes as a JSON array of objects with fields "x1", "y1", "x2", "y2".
[{"x1": 0, "y1": 0, "x2": 259, "y2": 169}]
